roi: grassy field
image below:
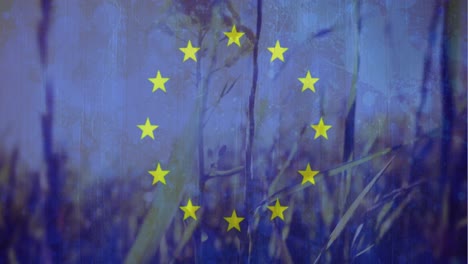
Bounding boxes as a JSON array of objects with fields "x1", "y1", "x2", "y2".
[{"x1": 0, "y1": 0, "x2": 466, "y2": 263}]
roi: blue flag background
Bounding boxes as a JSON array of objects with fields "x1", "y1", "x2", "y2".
[{"x1": 0, "y1": 0, "x2": 466, "y2": 263}]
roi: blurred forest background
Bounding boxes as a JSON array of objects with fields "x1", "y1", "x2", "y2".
[{"x1": 0, "y1": 0, "x2": 466, "y2": 263}]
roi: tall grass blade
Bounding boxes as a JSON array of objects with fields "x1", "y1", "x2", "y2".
[
  {"x1": 326, "y1": 156, "x2": 394, "y2": 249},
  {"x1": 377, "y1": 191, "x2": 413, "y2": 241},
  {"x1": 376, "y1": 201, "x2": 393, "y2": 228},
  {"x1": 277, "y1": 233, "x2": 294, "y2": 264},
  {"x1": 313, "y1": 156, "x2": 394, "y2": 264},
  {"x1": 174, "y1": 216, "x2": 201, "y2": 259},
  {"x1": 125, "y1": 109, "x2": 199, "y2": 263},
  {"x1": 351, "y1": 223, "x2": 363, "y2": 249},
  {"x1": 258, "y1": 146, "x2": 396, "y2": 209},
  {"x1": 354, "y1": 244, "x2": 374, "y2": 258}
]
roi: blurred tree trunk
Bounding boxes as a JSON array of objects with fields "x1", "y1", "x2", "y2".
[
  {"x1": 438, "y1": 0, "x2": 464, "y2": 258},
  {"x1": 243, "y1": 0, "x2": 264, "y2": 263},
  {"x1": 38, "y1": 0, "x2": 64, "y2": 262}
]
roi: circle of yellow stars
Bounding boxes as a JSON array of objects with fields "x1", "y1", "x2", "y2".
[{"x1": 136, "y1": 23, "x2": 334, "y2": 232}]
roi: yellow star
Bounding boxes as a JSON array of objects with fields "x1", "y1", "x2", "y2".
[
  {"x1": 137, "y1": 118, "x2": 158, "y2": 140},
  {"x1": 180, "y1": 199, "x2": 201, "y2": 220},
  {"x1": 179, "y1": 40, "x2": 200, "y2": 62},
  {"x1": 298, "y1": 163, "x2": 319, "y2": 185},
  {"x1": 148, "y1": 71, "x2": 169, "y2": 93},
  {"x1": 267, "y1": 199, "x2": 288, "y2": 221},
  {"x1": 311, "y1": 117, "x2": 332, "y2": 140},
  {"x1": 267, "y1": 40, "x2": 288, "y2": 62},
  {"x1": 224, "y1": 25, "x2": 245, "y2": 47},
  {"x1": 148, "y1": 163, "x2": 170, "y2": 185},
  {"x1": 224, "y1": 210, "x2": 244, "y2": 232},
  {"x1": 298, "y1": 71, "x2": 319, "y2": 92}
]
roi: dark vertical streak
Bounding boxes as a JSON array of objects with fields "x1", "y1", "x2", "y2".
[
  {"x1": 405, "y1": 1, "x2": 443, "y2": 258},
  {"x1": 197, "y1": 30, "x2": 205, "y2": 205},
  {"x1": 244, "y1": 0, "x2": 262, "y2": 262},
  {"x1": 439, "y1": 1, "x2": 454, "y2": 185},
  {"x1": 42, "y1": 85, "x2": 63, "y2": 264},
  {"x1": 343, "y1": 98, "x2": 357, "y2": 161},
  {"x1": 38, "y1": 0, "x2": 52, "y2": 66},
  {"x1": 338, "y1": 0, "x2": 361, "y2": 261},
  {"x1": 195, "y1": 29, "x2": 204, "y2": 264},
  {"x1": 410, "y1": 1, "x2": 442, "y2": 182},
  {"x1": 439, "y1": 0, "x2": 456, "y2": 256},
  {"x1": 38, "y1": 0, "x2": 63, "y2": 263},
  {"x1": 343, "y1": 0, "x2": 361, "y2": 165},
  {"x1": 0, "y1": 149, "x2": 18, "y2": 261},
  {"x1": 245, "y1": 0, "x2": 262, "y2": 212},
  {"x1": 414, "y1": 2, "x2": 442, "y2": 137}
]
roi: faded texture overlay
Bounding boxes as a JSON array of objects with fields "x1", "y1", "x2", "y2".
[{"x1": 0, "y1": 0, "x2": 466, "y2": 263}]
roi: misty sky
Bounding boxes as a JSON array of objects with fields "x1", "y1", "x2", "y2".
[{"x1": 1, "y1": 0, "x2": 461, "y2": 178}]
